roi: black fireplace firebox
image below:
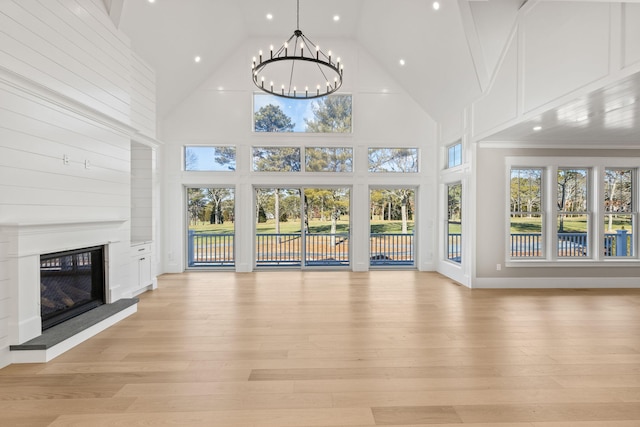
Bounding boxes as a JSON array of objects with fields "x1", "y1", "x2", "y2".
[{"x1": 40, "y1": 246, "x2": 105, "y2": 330}]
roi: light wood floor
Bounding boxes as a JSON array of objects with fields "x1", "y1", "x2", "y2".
[{"x1": 2, "y1": 271, "x2": 640, "y2": 427}]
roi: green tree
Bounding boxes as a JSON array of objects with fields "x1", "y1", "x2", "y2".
[
  {"x1": 187, "y1": 188, "x2": 207, "y2": 226},
  {"x1": 254, "y1": 104, "x2": 295, "y2": 132},
  {"x1": 253, "y1": 147, "x2": 301, "y2": 172},
  {"x1": 213, "y1": 147, "x2": 236, "y2": 171},
  {"x1": 305, "y1": 147, "x2": 352, "y2": 172},
  {"x1": 206, "y1": 188, "x2": 230, "y2": 225},
  {"x1": 368, "y1": 148, "x2": 418, "y2": 173},
  {"x1": 304, "y1": 95, "x2": 352, "y2": 133}
]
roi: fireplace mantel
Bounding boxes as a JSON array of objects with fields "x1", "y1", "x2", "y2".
[{"x1": 1, "y1": 218, "x2": 131, "y2": 348}]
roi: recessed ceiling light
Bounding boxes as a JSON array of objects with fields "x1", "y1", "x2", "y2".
[
  {"x1": 148, "y1": 0, "x2": 155, "y2": 3},
  {"x1": 533, "y1": 126, "x2": 542, "y2": 131},
  {"x1": 194, "y1": 56, "x2": 201, "y2": 63},
  {"x1": 399, "y1": 59, "x2": 406, "y2": 66},
  {"x1": 266, "y1": 13, "x2": 273, "y2": 20},
  {"x1": 333, "y1": 15, "x2": 340, "y2": 22},
  {"x1": 433, "y1": 2, "x2": 440, "y2": 10}
]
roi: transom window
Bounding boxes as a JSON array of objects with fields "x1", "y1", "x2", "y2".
[
  {"x1": 252, "y1": 147, "x2": 301, "y2": 172},
  {"x1": 447, "y1": 141, "x2": 462, "y2": 168},
  {"x1": 305, "y1": 147, "x2": 353, "y2": 172},
  {"x1": 185, "y1": 146, "x2": 236, "y2": 171},
  {"x1": 368, "y1": 148, "x2": 419, "y2": 173}
]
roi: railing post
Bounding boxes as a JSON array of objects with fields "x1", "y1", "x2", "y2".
[
  {"x1": 616, "y1": 229, "x2": 628, "y2": 256},
  {"x1": 187, "y1": 230, "x2": 195, "y2": 267}
]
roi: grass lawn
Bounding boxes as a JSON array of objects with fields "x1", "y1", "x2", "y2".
[
  {"x1": 510, "y1": 215, "x2": 632, "y2": 233},
  {"x1": 189, "y1": 219, "x2": 414, "y2": 234}
]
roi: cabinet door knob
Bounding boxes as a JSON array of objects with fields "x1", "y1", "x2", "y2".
[{"x1": 139, "y1": 257, "x2": 145, "y2": 261}]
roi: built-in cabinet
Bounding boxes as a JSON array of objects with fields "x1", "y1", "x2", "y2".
[
  {"x1": 131, "y1": 242, "x2": 155, "y2": 294},
  {"x1": 130, "y1": 139, "x2": 160, "y2": 295}
]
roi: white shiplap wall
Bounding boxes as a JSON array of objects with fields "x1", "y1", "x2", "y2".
[
  {"x1": 131, "y1": 54, "x2": 156, "y2": 138},
  {"x1": 0, "y1": 0, "x2": 155, "y2": 368},
  {"x1": 0, "y1": 0, "x2": 131, "y2": 123},
  {"x1": 131, "y1": 142, "x2": 153, "y2": 242}
]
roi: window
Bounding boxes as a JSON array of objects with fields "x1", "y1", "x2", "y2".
[
  {"x1": 447, "y1": 142, "x2": 462, "y2": 168},
  {"x1": 185, "y1": 146, "x2": 236, "y2": 171},
  {"x1": 368, "y1": 148, "x2": 418, "y2": 173},
  {"x1": 305, "y1": 147, "x2": 353, "y2": 172},
  {"x1": 507, "y1": 158, "x2": 639, "y2": 263},
  {"x1": 556, "y1": 168, "x2": 589, "y2": 257},
  {"x1": 604, "y1": 168, "x2": 635, "y2": 257},
  {"x1": 252, "y1": 147, "x2": 301, "y2": 172},
  {"x1": 510, "y1": 168, "x2": 543, "y2": 257},
  {"x1": 253, "y1": 93, "x2": 352, "y2": 133}
]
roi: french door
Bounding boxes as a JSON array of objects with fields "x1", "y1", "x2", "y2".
[{"x1": 255, "y1": 187, "x2": 350, "y2": 268}]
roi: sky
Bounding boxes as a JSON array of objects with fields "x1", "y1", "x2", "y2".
[{"x1": 253, "y1": 93, "x2": 316, "y2": 132}]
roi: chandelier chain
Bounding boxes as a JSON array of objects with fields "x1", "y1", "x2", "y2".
[{"x1": 251, "y1": 0, "x2": 343, "y2": 99}]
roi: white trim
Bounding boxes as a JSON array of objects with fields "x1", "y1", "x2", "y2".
[
  {"x1": 0, "y1": 65, "x2": 135, "y2": 137},
  {"x1": 474, "y1": 276, "x2": 640, "y2": 289}
]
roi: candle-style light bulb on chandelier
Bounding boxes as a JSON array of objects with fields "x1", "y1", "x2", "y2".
[{"x1": 252, "y1": 0, "x2": 343, "y2": 99}]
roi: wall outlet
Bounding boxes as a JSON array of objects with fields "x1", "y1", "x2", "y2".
[
  {"x1": 496, "y1": 263, "x2": 502, "y2": 271},
  {"x1": 63, "y1": 154, "x2": 69, "y2": 165},
  {"x1": 84, "y1": 160, "x2": 91, "y2": 169}
]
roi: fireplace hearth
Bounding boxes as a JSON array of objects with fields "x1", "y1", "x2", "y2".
[{"x1": 40, "y1": 246, "x2": 105, "y2": 330}]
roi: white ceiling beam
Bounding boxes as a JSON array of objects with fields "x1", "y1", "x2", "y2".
[
  {"x1": 105, "y1": 0, "x2": 125, "y2": 28},
  {"x1": 458, "y1": 0, "x2": 490, "y2": 93}
]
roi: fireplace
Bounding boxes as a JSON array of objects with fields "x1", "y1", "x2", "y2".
[{"x1": 40, "y1": 246, "x2": 105, "y2": 330}]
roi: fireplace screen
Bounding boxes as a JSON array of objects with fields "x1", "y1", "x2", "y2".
[{"x1": 40, "y1": 246, "x2": 105, "y2": 330}]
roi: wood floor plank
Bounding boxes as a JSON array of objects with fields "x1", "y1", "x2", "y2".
[
  {"x1": 372, "y1": 405, "x2": 462, "y2": 425},
  {"x1": 0, "y1": 271, "x2": 638, "y2": 426}
]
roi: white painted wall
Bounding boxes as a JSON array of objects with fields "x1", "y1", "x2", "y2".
[
  {"x1": 472, "y1": 2, "x2": 640, "y2": 139},
  {"x1": 161, "y1": 39, "x2": 437, "y2": 274},
  {"x1": 625, "y1": 4, "x2": 640, "y2": 68},
  {"x1": 0, "y1": 0, "x2": 157, "y2": 368},
  {"x1": 435, "y1": 3, "x2": 640, "y2": 288}
]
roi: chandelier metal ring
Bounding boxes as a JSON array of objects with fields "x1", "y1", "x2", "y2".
[{"x1": 252, "y1": 0, "x2": 343, "y2": 100}]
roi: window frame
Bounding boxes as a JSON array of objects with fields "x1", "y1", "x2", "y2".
[{"x1": 505, "y1": 157, "x2": 640, "y2": 267}]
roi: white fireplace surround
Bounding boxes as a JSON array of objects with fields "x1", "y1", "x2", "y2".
[{"x1": 2, "y1": 219, "x2": 128, "y2": 345}]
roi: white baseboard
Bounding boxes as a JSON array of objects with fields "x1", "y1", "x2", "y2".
[{"x1": 473, "y1": 277, "x2": 640, "y2": 289}]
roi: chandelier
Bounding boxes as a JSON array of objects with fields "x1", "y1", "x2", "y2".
[{"x1": 252, "y1": 0, "x2": 343, "y2": 99}]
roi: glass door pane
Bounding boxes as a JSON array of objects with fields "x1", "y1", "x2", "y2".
[
  {"x1": 447, "y1": 183, "x2": 462, "y2": 263},
  {"x1": 370, "y1": 188, "x2": 415, "y2": 266},
  {"x1": 304, "y1": 188, "x2": 350, "y2": 266},
  {"x1": 187, "y1": 188, "x2": 235, "y2": 267},
  {"x1": 255, "y1": 188, "x2": 302, "y2": 266}
]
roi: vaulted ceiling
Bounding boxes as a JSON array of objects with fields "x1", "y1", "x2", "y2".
[
  {"x1": 114, "y1": 0, "x2": 522, "y2": 121},
  {"x1": 112, "y1": 0, "x2": 640, "y2": 147}
]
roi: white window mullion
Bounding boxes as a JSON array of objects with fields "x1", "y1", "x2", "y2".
[
  {"x1": 593, "y1": 165, "x2": 604, "y2": 261},
  {"x1": 547, "y1": 166, "x2": 557, "y2": 261}
]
